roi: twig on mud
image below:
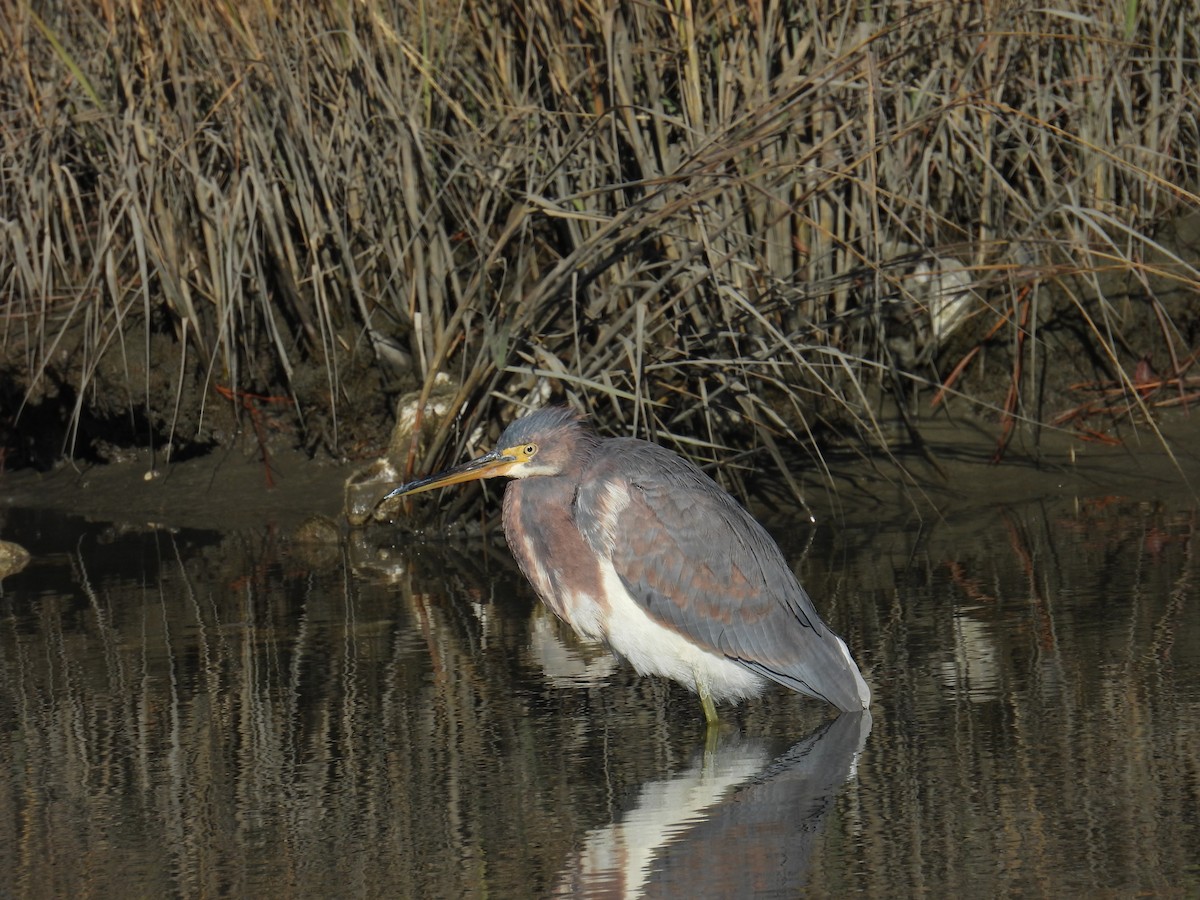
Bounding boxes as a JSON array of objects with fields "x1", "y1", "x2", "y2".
[
  {"x1": 931, "y1": 302, "x2": 1019, "y2": 410},
  {"x1": 214, "y1": 385, "x2": 294, "y2": 488},
  {"x1": 992, "y1": 287, "x2": 1033, "y2": 463},
  {"x1": 1054, "y1": 346, "x2": 1200, "y2": 434}
]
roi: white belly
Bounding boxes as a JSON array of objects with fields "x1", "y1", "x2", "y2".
[{"x1": 570, "y1": 559, "x2": 768, "y2": 703}]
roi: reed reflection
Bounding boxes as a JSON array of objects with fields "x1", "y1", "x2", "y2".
[{"x1": 0, "y1": 497, "x2": 1196, "y2": 897}]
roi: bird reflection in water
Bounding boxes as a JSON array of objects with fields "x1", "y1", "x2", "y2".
[{"x1": 553, "y1": 711, "x2": 871, "y2": 897}]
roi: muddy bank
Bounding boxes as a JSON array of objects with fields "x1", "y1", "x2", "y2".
[
  {"x1": 2, "y1": 409, "x2": 1196, "y2": 538},
  {"x1": 1, "y1": 442, "x2": 349, "y2": 536}
]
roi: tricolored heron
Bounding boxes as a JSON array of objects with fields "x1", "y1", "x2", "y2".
[{"x1": 382, "y1": 407, "x2": 871, "y2": 724}]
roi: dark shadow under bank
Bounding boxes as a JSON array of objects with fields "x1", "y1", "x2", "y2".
[{"x1": 3, "y1": 406, "x2": 1197, "y2": 538}]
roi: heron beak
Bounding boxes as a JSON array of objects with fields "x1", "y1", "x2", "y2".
[{"x1": 380, "y1": 449, "x2": 515, "y2": 502}]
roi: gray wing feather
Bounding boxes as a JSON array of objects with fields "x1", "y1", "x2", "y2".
[{"x1": 576, "y1": 440, "x2": 866, "y2": 711}]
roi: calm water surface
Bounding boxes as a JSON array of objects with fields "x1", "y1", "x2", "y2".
[{"x1": 1, "y1": 496, "x2": 1196, "y2": 897}]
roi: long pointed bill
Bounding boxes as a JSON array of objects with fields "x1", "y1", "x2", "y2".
[{"x1": 380, "y1": 449, "x2": 515, "y2": 503}]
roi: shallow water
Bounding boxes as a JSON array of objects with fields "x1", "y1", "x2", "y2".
[{"x1": 1, "y1": 496, "x2": 1197, "y2": 898}]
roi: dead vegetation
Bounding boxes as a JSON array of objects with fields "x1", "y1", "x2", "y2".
[{"x1": 2, "y1": 1, "x2": 1198, "y2": 500}]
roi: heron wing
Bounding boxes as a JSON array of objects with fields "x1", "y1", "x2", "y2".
[{"x1": 575, "y1": 439, "x2": 866, "y2": 710}]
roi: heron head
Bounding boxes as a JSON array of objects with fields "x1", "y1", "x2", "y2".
[
  {"x1": 381, "y1": 406, "x2": 594, "y2": 502},
  {"x1": 491, "y1": 406, "x2": 594, "y2": 479}
]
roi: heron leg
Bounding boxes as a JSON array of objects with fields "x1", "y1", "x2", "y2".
[{"x1": 698, "y1": 682, "x2": 719, "y2": 727}]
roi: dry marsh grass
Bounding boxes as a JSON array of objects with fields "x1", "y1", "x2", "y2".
[{"x1": 2, "y1": 0, "x2": 1197, "y2": 500}]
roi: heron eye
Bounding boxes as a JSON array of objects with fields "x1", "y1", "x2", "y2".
[{"x1": 524, "y1": 443, "x2": 538, "y2": 457}]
